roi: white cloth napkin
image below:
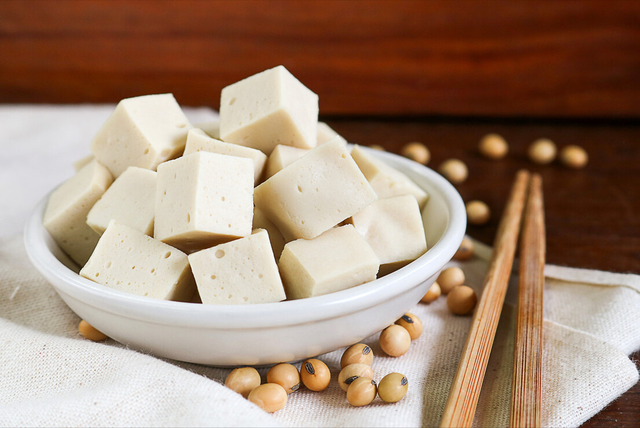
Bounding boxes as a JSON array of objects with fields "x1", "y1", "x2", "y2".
[{"x1": 1, "y1": 105, "x2": 638, "y2": 427}]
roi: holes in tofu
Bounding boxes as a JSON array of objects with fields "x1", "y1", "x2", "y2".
[
  {"x1": 176, "y1": 123, "x2": 187, "y2": 128},
  {"x1": 164, "y1": 251, "x2": 172, "y2": 259},
  {"x1": 229, "y1": 97, "x2": 236, "y2": 106},
  {"x1": 105, "y1": 261, "x2": 112, "y2": 269},
  {"x1": 210, "y1": 275, "x2": 216, "y2": 280},
  {"x1": 215, "y1": 249, "x2": 225, "y2": 259},
  {"x1": 187, "y1": 213, "x2": 191, "y2": 223}
]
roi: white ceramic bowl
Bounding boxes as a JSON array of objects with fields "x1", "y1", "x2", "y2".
[{"x1": 24, "y1": 148, "x2": 466, "y2": 366}]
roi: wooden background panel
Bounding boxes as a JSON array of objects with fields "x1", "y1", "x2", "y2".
[{"x1": 1, "y1": 0, "x2": 640, "y2": 118}]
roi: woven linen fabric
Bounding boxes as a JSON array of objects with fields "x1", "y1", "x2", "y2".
[{"x1": 1, "y1": 105, "x2": 639, "y2": 427}]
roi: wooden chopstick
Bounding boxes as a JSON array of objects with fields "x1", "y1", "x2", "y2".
[
  {"x1": 440, "y1": 170, "x2": 531, "y2": 428},
  {"x1": 510, "y1": 173, "x2": 545, "y2": 428}
]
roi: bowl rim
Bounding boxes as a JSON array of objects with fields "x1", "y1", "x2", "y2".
[{"x1": 24, "y1": 148, "x2": 466, "y2": 329}]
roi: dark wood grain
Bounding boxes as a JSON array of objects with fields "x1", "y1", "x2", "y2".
[
  {"x1": 323, "y1": 116, "x2": 640, "y2": 427},
  {"x1": 1, "y1": 0, "x2": 640, "y2": 118}
]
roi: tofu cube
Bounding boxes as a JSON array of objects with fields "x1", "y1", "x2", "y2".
[
  {"x1": 154, "y1": 151, "x2": 254, "y2": 253},
  {"x1": 351, "y1": 145, "x2": 429, "y2": 209},
  {"x1": 91, "y1": 94, "x2": 192, "y2": 177},
  {"x1": 188, "y1": 229, "x2": 286, "y2": 305},
  {"x1": 87, "y1": 166, "x2": 156, "y2": 236},
  {"x1": 252, "y1": 207, "x2": 286, "y2": 260},
  {"x1": 278, "y1": 225, "x2": 380, "y2": 299},
  {"x1": 183, "y1": 128, "x2": 267, "y2": 185},
  {"x1": 254, "y1": 137, "x2": 378, "y2": 241},
  {"x1": 43, "y1": 160, "x2": 113, "y2": 266},
  {"x1": 219, "y1": 65, "x2": 319, "y2": 154},
  {"x1": 73, "y1": 154, "x2": 95, "y2": 171},
  {"x1": 317, "y1": 121, "x2": 341, "y2": 145},
  {"x1": 350, "y1": 195, "x2": 427, "y2": 276},
  {"x1": 264, "y1": 144, "x2": 309, "y2": 179},
  {"x1": 80, "y1": 221, "x2": 196, "y2": 301}
]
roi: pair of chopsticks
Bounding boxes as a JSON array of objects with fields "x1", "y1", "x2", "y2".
[{"x1": 439, "y1": 170, "x2": 546, "y2": 428}]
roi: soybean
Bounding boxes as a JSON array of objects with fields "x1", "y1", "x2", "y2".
[
  {"x1": 379, "y1": 325, "x2": 411, "y2": 357},
  {"x1": 437, "y1": 266, "x2": 465, "y2": 294},
  {"x1": 338, "y1": 363, "x2": 374, "y2": 391},
  {"x1": 453, "y1": 237, "x2": 474, "y2": 261},
  {"x1": 78, "y1": 320, "x2": 108, "y2": 342},
  {"x1": 395, "y1": 313, "x2": 423, "y2": 340},
  {"x1": 266, "y1": 363, "x2": 300, "y2": 394},
  {"x1": 438, "y1": 159, "x2": 468, "y2": 184},
  {"x1": 528, "y1": 138, "x2": 557, "y2": 164},
  {"x1": 478, "y1": 133, "x2": 508, "y2": 160},
  {"x1": 401, "y1": 142, "x2": 430, "y2": 164},
  {"x1": 447, "y1": 285, "x2": 478, "y2": 315},
  {"x1": 378, "y1": 372, "x2": 408, "y2": 403},
  {"x1": 225, "y1": 367, "x2": 261, "y2": 398},
  {"x1": 347, "y1": 377, "x2": 378, "y2": 407},
  {"x1": 421, "y1": 281, "x2": 441, "y2": 303},
  {"x1": 466, "y1": 200, "x2": 491, "y2": 225},
  {"x1": 560, "y1": 145, "x2": 588, "y2": 169},
  {"x1": 341, "y1": 343, "x2": 374, "y2": 368},
  {"x1": 247, "y1": 383, "x2": 287, "y2": 413},
  {"x1": 300, "y1": 358, "x2": 331, "y2": 391}
]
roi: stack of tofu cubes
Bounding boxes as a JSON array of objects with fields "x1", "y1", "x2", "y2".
[{"x1": 43, "y1": 65, "x2": 429, "y2": 305}]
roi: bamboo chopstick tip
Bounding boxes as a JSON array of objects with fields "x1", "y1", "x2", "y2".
[{"x1": 531, "y1": 173, "x2": 543, "y2": 185}]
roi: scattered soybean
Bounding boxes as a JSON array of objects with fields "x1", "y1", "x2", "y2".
[
  {"x1": 421, "y1": 282, "x2": 441, "y2": 303},
  {"x1": 437, "y1": 267, "x2": 465, "y2": 294},
  {"x1": 225, "y1": 367, "x2": 261, "y2": 398},
  {"x1": 395, "y1": 313, "x2": 423, "y2": 340},
  {"x1": 379, "y1": 325, "x2": 411, "y2": 357},
  {"x1": 300, "y1": 358, "x2": 331, "y2": 391},
  {"x1": 347, "y1": 377, "x2": 378, "y2": 407},
  {"x1": 378, "y1": 372, "x2": 409, "y2": 403},
  {"x1": 248, "y1": 383, "x2": 287, "y2": 413},
  {"x1": 438, "y1": 159, "x2": 468, "y2": 184},
  {"x1": 338, "y1": 363, "x2": 374, "y2": 392},
  {"x1": 267, "y1": 363, "x2": 301, "y2": 394},
  {"x1": 341, "y1": 343, "x2": 374, "y2": 368},
  {"x1": 78, "y1": 320, "x2": 108, "y2": 342},
  {"x1": 447, "y1": 285, "x2": 478, "y2": 315}
]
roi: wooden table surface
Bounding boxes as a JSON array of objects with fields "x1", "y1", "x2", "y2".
[{"x1": 325, "y1": 116, "x2": 640, "y2": 427}]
